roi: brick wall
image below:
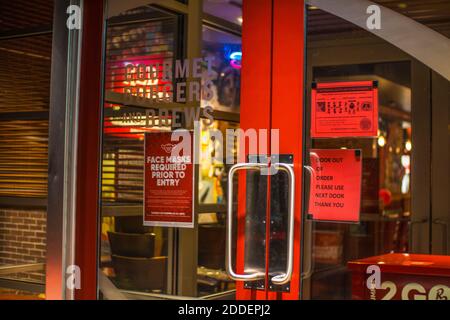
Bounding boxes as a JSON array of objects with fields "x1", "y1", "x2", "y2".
[{"x1": 0, "y1": 208, "x2": 46, "y2": 283}]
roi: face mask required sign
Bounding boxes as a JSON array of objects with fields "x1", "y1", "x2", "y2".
[
  {"x1": 311, "y1": 81, "x2": 378, "y2": 138},
  {"x1": 144, "y1": 131, "x2": 194, "y2": 228},
  {"x1": 308, "y1": 149, "x2": 362, "y2": 223}
]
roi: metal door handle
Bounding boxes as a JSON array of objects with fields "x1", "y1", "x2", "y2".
[
  {"x1": 226, "y1": 162, "x2": 296, "y2": 284},
  {"x1": 269, "y1": 163, "x2": 296, "y2": 285},
  {"x1": 226, "y1": 162, "x2": 267, "y2": 281},
  {"x1": 301, "y1": 165, "x2": 315, "y2": 280}
]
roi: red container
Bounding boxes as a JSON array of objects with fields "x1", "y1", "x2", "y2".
[{"x1": 348, "y1": 253, "x2": 450, "y2": 300}]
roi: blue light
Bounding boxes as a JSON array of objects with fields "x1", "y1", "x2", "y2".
[{"x1": 229, "y1": 51, "x2": 242, "y2": 61}]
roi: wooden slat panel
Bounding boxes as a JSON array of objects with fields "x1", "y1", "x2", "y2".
[
  {"x1": 0, "y1": 35, "x2": 52, "y2": 113},
  {"x1": 0, "y1": 120, "x2": 48, "y2": 197},
  {"x1": 0, "y1": 0, "x2": 53, "y2": 32}
]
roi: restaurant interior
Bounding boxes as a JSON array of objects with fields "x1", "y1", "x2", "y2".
[{"x1": 0, "y1": 0, "x2": 448, "y2": 300}]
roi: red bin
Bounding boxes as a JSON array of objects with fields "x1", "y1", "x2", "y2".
[{"x1": 348, "y1": 253, "x2": 450, "y2": 300}]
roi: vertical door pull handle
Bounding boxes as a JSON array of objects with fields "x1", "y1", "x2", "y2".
[
  {"x1": 226, "y1": 163, "x2": 267, "y2": 281},
  {"x1": 301, "y1": 165, "x2": 315, "y2": 280},
  {"x1": 270, "y1": 163, "x2": 295, "y2": 285}
]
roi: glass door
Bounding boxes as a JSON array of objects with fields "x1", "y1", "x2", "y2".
[
  {"x1": 98, "y1": 0, "x2": 243, "y2": 300},
  {"x1": 98, "y1": 4, "x2": 183, "y2": 299},
  {"x1": 302, "y1": 3, "x2": 450, "y2": 300}
]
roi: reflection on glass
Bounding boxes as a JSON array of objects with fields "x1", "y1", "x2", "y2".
[
  {"x1": 199, "y1": 119, "x2": 239, "y2": 205},
  {"x1": 308, "y1": 61, "x2": 412, "y2": 299},
  {"x1": 99, "y1": 9, "x2": 177, "y2": 296},
  {"x1": 196, "y1": 26, "x2": 241, "y2": 296},
  {"x1": 197, "y1": 119, "x2": 239, "y2": 296},
  {"x1": 99, "y1": 7, "x2": 242, "y2": 298},
  {"x1": 202, "y1": 26, "x2": 241, "y2": 114}
]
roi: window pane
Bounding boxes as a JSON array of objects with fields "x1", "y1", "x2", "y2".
[
  {"x1": 306, "y1": 7, "x2": 414, "y2": 300},
  {"x1": 202, "y1": 26, "x2": 241, "y2": 114},
  {"x1": 0, "y1": 9, "x2": 52, "y2": 299},
  {"x1": 100, "y1": 9, "x2": 177, "y2": 296}
]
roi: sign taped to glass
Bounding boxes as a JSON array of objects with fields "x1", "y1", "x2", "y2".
[
  {"x1": 308, "y1": 149, "x2": 362, "y2": 223},
  {"x1": 311, "y1": 81, "x2": 378, "y2": 138},
  {"x1": 144, "y1": 131, "x2": 195, "y2": 228}
]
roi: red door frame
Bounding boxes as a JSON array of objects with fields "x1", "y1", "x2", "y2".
[
  {"x1": 45, "y1": 0, "x2": 104, "y2": 300},
  {"x1": 236, "y1": 0, "x2": 273, "y2": 300},
  {"x1": 74, "y1": 0, "x2": 105, "y2": 300},
  {"x1": 70, "y1": 0, "x2": 305, "y2": 300},
  {"x1": 237, "y1": 0, "x2": 305, "y2": 300}
]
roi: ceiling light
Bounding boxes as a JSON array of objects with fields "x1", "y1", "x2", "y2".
[
  {"x1": 405, "y1": 140, "x2": 412, "y2": 151},
  {"x1": 377, "y1": 136, "x2": 386, "y2": 147}
]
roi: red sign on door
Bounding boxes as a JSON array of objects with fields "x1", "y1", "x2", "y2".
[
  {"x1": 308, "y1": 149, "x2": 362, "y2": 223},
  {"x1": 311, "y1": 81, "x2": 378, "y2": 138},
  {"x1": 144, "y1": 131, "x2": 194, "y2": 228}
]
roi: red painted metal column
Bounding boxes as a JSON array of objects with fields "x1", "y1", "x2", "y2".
[
  {"x1": 74, "y1": 0, "x2": 105, "y2": 300},
  {"x1": 237, "y1": 0, "x2": 273, "y2": 300},
  {"x1": 270, "y1": 0, "x2": 305, "y2": 300},
  {"x1": 237, "y1": 0, "x2": 305, "y2": 300}
]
